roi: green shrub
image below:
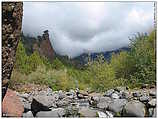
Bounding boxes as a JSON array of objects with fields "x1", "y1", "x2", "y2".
[
  {"x1": 127, "y1": 31, "x2": 156, "y2": 85},
  {"x1": 11, "y1": 30, "x2": 156, "y2": 92}
]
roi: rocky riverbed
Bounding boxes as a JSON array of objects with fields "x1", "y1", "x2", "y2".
[{"x1": 3, "y1": 86, "x2": 156, "y2": 117}]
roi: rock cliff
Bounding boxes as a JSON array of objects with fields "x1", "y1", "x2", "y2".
[
  {"x1": 33, "y1": 30, "x2": 55, "y2": 61},
  {"x1": 2, "y1": 2, "x2": 23, "y2": 100}
]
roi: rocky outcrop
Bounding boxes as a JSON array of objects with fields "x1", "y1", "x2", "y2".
[
  {"x1": 2, "y1": 2, "x2": 23, "y2": 100},
  {"x1": 33, "y1": 30, "x2": 55, "y2": 61}
]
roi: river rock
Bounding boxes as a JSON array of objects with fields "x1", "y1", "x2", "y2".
[
  {"x1": 79, "y1": 108, "x2": 97, "y2": 117},
  {"x1": 149, "y1": 90, "x2": 156, "y2": 98},
  {"x1": 89, "y1": 93, "x2": 101, "y2": 106},
  {"x1": 56, "y1": 98, "x2": 71, "y2": 107},
  {"x1": 148, "y1": 99, "x2": 156, "y2": 107},
  {"x1": 18, "y1": 93, "x2": 30, "y2": 100},
  {"x1": 108, "y1": 99, "x2": 127, "y2": 113},
  {"x1": 36, "y1": 108, "x2": 66, "y2": 118},
  {"x1": 123, "y1": 100, "x2": 146, "y2": 117},
  {"x1": 97, "y1": 111, "x2": 114, "y2": 118},
  {"x1": 66, "y1": 90, "x2": 75, "y2": 99},
  {"x1": 58, "y1": 90, "x2": 66, "y2": 99},
  {"x1": 97, "y1": 111, "x2": 108, "y2": 117},
  {"x1": 120, "y1": 91, "x2": 130, "y2": 99},
  {"x1": 65, "y1": 105, "x2": 79, "y2": 117},
  {"x1": 132, "y1": 91, "x2": 142, "y2": 97},
  {"x1": 111, "y1": 93, "x2": 120, "y2": 99},
  {"x1": 139, "y1": 95, "x2": 149, "y2": 102},
  {"x1": 91, "y1": 96, "x2": 100, "y2": 103},
  {"x1": 105, "y1": 111, "x2": 114, "y2": 117},
  {"x1": 77, "y1": 99, "x2": 89, "y2": 107},
  {"x1": 22, "y1": 111, "x2": 34, "y2": 117},
  {"x1": 97, "y1": 97, "x2": 111, "y2": 109},
  {"x1": 31, "y1": 96, "x2": 53, "y2": 115},
  {"x1": 36, "y1": 111, "x2": 59, "y2": 117},
  {"x1": 32, "y1": 95, "x2": 56, "y2": 108},
  {"x1": 20, "y1": 98, "x2": 31, "y2": 111}
]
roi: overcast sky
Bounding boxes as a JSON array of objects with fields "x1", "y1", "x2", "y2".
[{"x1": 22, "y1": 2, "x2": 154, "y2": 58}]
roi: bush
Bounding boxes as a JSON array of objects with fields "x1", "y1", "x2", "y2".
[{"x1": 127, "y1": 31, "x2": 156, "y2": 85}]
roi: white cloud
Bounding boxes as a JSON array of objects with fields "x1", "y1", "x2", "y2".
[{"x1": 22, "y1": 2, "x2": 154, "y2": 58}]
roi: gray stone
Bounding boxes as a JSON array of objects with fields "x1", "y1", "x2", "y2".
[
  {"x1": 123, "y1": 100, "x2": 146, "y2": 117},
  {"x1": 149, "y1": 90, "x2": 156, "y2": 98},
  {"x1": 104, "y1": 89, "x2": 114, "y2": 97},
  {"x1": 97, "y1": 102, "x2": 109, "y2": 109},
  {"x1": 67, "y1": 95, "x2": 74, "y2": 99},
  {"x1": 89, "y1": 93, "x2": 102, "y2": 106},
  {"x1": 23, "y1": 111, "x2": 34, "y2": 117},
  {"x1": 18, "y1": 93, "x2": 30, "y2": 99},
  {"x1": 77, "y1": 99, "x2": 89, "y2": 108},
  {"x1": 56, "y1": 98, "x2": 71, "y2": 107},
  {"x1": 132, "y1": 91, "x2": 142, "y2": 97},
  {"x1": 27, "y1": 95, "x2": 34, "y2": 103},
  {"x1": 58, "y1": 90, "x2": 66, "y2": 100},
  {"x1": 36, "y1": 111, "x2": 59, "y2": 117},
  {"x1": 139, "y1": 95, "x2": 150, "y2": 102},
  {"x1": 23, "y1": 101, "x2": 31, "y2": 111},
  {"x1": 108, "y1": 99, "x2": 127, "y2": 113},
  {"x1": 97, "y1": 111, "x2": 114, "y2": 118},
  {"x1": 97, "y1": 97, "x2": 112, "y2": 109},
  {"x1": 97, "y1": 111, "x2": 108, "y2": 117},
  {"x1": 92, "y1": 96, "x2": 100, "y2": 102},
  {"x1": 51, "y1": 108, "x2": 66, "y2": 117},
  {"x1": 38, "y1": 90, "x2": 47, "y2": 96},
  {"x1": 66, "y1": 89, "x2": 75, "y2": 96},
  {"x1": 121, "y1": 91, "x2": 130, "y2": 99},
  {"x1": 36, "y1": 108, "x2": 66, "y2": 117},
  {"x1": 19, "y1": 97, "x2": 31, "y2": 111},
  {"x1": 79, "y1": 108, "x2": 97, "y2": 117},
  {"x1": 105, "y1": 111, "x2": 114, "y2": 118},
  {"x1": 65, "y1": 105, "x2": 79, "y2": 117},
  {"x1": 32, "y1": 95, "x2": 56, "y2": 108},
  {"x1": 148, "y1": 99, "x2": 156, "y2": 107},
  {"x1": 31, "y1": 95, "x2": 56, "y2": 114},
  {"x1": 111, "y1": 93, "x2": 120, "y2": 99},
  {"x1": 99, "y1": 96, "x2": 111, "y2": 102}
]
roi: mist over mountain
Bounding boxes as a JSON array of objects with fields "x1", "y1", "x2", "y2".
[{"x1": 22, "y1": 2, "x2": 154, "y2": 58}]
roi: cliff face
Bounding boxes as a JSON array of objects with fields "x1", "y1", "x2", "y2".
[
  {"x1": 2, "y1": 2, "x2": 23, "y2": 100},
  {"x1": 33, "y1": 30, "x2": 55, "y2": 61}
]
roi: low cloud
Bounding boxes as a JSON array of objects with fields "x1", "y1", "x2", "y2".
[{"x1": 22, "y1": 2, "x2": 154, "y2": 58}]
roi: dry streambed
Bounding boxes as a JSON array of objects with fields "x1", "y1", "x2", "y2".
[{"x1": 11, "y1": 86, "x2": 157, "y2": 117}]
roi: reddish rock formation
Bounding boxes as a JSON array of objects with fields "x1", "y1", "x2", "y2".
[
  {"x1": 33, "y1": 30, "x2": 55, "y2": 61},
  {"x1": 2, "y1": 2, "x2": 23, "y2": 100},
  {"x1": 2, "y1": 89, "x2": 24, "y2": 117}
]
